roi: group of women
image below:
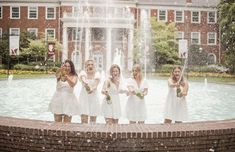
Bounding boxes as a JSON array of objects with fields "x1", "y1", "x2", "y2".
[{"x1": 48, "y1": 59, "x2": 189, "y2": 125}]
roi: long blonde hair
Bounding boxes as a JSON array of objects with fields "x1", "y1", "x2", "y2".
[
  {"x1": 85, "y1": 59, "x2": 95, "y2": 73},
  {"x1": 109, "y1": 64, "x2": 121, "y2": 82},
  {"x1": 132, "y1": 64, "x2": 143, "y2": 80}
]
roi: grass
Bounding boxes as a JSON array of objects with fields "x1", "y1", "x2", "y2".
[{"x1": 1, "y1": 71, "x2": 235, "y2": 84}]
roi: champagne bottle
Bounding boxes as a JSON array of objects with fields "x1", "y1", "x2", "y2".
[{"x1": 176, "y1": 86, "x2": 181, "y2": 97}]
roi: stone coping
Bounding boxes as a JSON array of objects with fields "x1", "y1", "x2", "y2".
[{"x1": 1, "y1": 116, "x2": 234, "y2": 134}]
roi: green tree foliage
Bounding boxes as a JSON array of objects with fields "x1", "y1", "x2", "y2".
[
  {"x1": 150, "y1": 18, "x2": 179, "y2": 68},
  {"x1": 21, "y1": 39, "x2": 47, "y2": 62},
  {"x1": 218, "y1": 0, "x2": 235, "y2": 73},
  {"x1": 188, "y1": 45, "x2": 208, "y2": 66},
  {"x1": 0, "y1": 34, "x2": 9, "y2": 65}
]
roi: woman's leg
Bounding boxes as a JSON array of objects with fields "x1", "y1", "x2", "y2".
[
  {"x1": 64, "y1": 115, "x2": 72, "y2": 123},
  {"x1": 105, "y1": 118, "x2": 113, "y2": 125},
  {"x1": 164, "y1": 118, "x2": 172, "y2": 124},
  {"x1": 81, "y1": 114, "x2": 88, "y2": 124},
  {"x1": 129, "y1": 121, "x2": 136, "y2": 124},
  {"x1": 175, "y1": 121, "x2": 182, "y2": 123},
  {"x1": 113, "y1": 119, "x2": 119, "y2": 124},
  {"x1": 54, "y1": 114, "x2": 63, "y2": 122},
  {"x1": 138, "y1": 121, "x2": 144, "y2": 124},
  {"x1": 90, "y1": 116, "x2": 97, "y2": 124}
]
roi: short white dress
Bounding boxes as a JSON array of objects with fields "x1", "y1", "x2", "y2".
[
  {"x1": 101, "y1": 81, "x2": 121, "y2": 119},
  {"x1": 164, "y1": 79, "x2": 188, "y2": 121},
  {"x1": 125, "y1": 78, "x2": 148, "y2": 121},
  {"x1": 48, "y1": 79, "x2": 80, "y2": 116},
  {"x1": 78, "y1": 71, "x2": 100, "y2": 116}
]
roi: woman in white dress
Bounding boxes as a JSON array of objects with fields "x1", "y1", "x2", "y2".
[
  {"x1": 78, "y1": 59, "x2": 100, "y2": 124},
  {"x1": 164, "y1": 66, "x2": 189, "y2": 123},
  {"x1": 126, "y1": 64, "x2": 148, "y2": 124},
  {"x1": 48, "y1": 60, "x2": 79, "y2": 123},
  {"x1": 101, "y1": 64, "x2": 126, "y2": 125}
]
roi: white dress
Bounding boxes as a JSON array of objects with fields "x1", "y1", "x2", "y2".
[
  {"x1": 125, "y1": 78, "x2": 148, "y2": 121},
  {"x1": 78, "y1": 71, "x2": 100, "y2": 116},
  {"x1": 48, "y1": 80, "x2": 80, "y2": 116},
  {"x1": 101, "y1": 81, "x2": 122, "y2": 119},
  {"x1": 164, "y1": 79, "x2": 188, "y2": 121}
]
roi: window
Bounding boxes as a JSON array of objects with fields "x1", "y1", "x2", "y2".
[
  {"x1": 191, "y1": 32, "x2": 200, "y2": 44},
  {"x1": 191, "y1": 11, "x2": 200, "y2": 23},
  {"x1": 72, "y1": 28, "x2": 81, "y2": 41},
  {"x1": 175, "y1": 32, "x2": 184, "y2": 40},
  {"x1": 11, "y1": 6, "x2": 20, "y2": 19},
  {"x1": 46, "y1": 7, "x2": 55, "y2": 19},
  {"x1": 92, "y1": 28, "x2": 105, "y2": 41},
  {"x1": 45, "y1": 28, "x2": 55, "y2": 40},
  {"x1": 175, "y1": 11, "x2": 184, "y2": 22},
  {"x1": 28, "y1": 7, "x2": 38, "y2": 19},
  {"x1": 27, "y1": 28, "x2": 38, "y2": 37},
  {"x1": 10, "y1": 28, "x2": 20, "y2": 36},
  {"x1": 0, "y1": 6, "x2": 2, "y2": 19},
  {"x1": 158, "y1": 10, "x2": 167, "y2": 22},
  {"x1": 0, "y1": 28, "x2": 2, "y2": 38},
  {"x1": 73, "y1": 6, "x2": 79, "y2": 15},
  {"x1": 207, "y1": 32, "x2": 216, "y2": 45},
  {"x1": 208, "y1": 11, "x2": 216, "y2": 24}
]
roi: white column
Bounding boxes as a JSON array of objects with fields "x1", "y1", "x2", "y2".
[
  {"x1": 85, "y1": 28, "x2": 90, "y2": 60},
  {"x1": 128, "y1": 28, "x2": 133, "y2": 71},
  {"x1": 106, "y1": 28, "x2": 112, "y2": 71},
  {"x1": 62, "y1": 27, "x2": 68, "y2": 62}
]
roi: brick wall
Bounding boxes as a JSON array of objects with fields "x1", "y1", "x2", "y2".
[{"x1": 0, "y1": 116, "x2": 234, "y2": 151}]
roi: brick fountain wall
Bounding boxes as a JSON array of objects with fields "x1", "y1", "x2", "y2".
[{"x1": 0, "y1": 116, "x2": 234, "y2": 151}]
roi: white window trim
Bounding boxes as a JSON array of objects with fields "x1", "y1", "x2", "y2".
[
  {"x1": 158, "y1": 10, "x2": 168, "y2": 22},
  {"x1": 46, "y1": 7, "x2": 56, "y2": 20},
  {"x1": 27, "y1": 28, "x2": 38, "y2": 37},
  {"x1": 207, "y1": 32, "x2": 217, "y2": 45},
  {"x1": 207, "y1": 11, "x2": 217, "y2": 24},
  {"x1": 175, "y1": 31, "x2": 184, "y2": 40},
  {"x1": 191, "y1": 32, "x2": 200, "y2": 45},
  {"x1": 28, "y1": 6, "x2": 38, "y2": 19},
  {"x1": 10, "y1": 6, "x2": 20, "y2": 19},
  {"x1": 191, "y1": 11, "x2": 200, "y2": 23},
  {"x1": 175, "y1": 10, "x2": 184, "y2": 23},
  {"x1": 9, "y1": 28, "x2": 20, "y2": 36},
  {"x1": 45, "y1": 28, "x2": 56, "y2": 40},
  {"x1": 0, "y1": 28, "x2": 2, "y2": 38},
  {"x1": 0, "y1": 6, "x2": 2, "y2": 19}
]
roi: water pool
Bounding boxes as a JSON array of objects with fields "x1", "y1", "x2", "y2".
[{"x1": 0, "y1": 77, "x2": 235, "y2": 124}]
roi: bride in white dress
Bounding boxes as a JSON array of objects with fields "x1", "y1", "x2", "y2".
[
  {"x1": 126, "y1": 64, "x2": 148, "y2": 124},
  {"x1": 48, "y1": 60, "x2": 79, "y2": 123},
  {"x1": 78, "y1": 59, "x2": 100, "y2": 124},
  {"x1": 164, "y1": 66, "x2": 189, "y2": 123},
  {"x1": 101, "y1": 64, "x2": 126, "y2": 125}
]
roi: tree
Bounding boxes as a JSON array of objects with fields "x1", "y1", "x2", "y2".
[
  {"x1": 218, "y1": 0, "x2": 235, "y2": 73},
  {"x1": 0, "y1": 34, "x2": 9, "y2": 65},
  {"x1": 150, "y1": 18, "x2": 180, "y2": 69},
  {"x1": 188, "y1": 45, "x2": 208, "y2": 66},
  {"x1": 21, "y1": 39, "x2": 47, "y2": 62}
]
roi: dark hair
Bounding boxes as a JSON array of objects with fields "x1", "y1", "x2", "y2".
[
  {"x1": 64, "y1": 59, "x2": 77, "y2": 76},
  {"x1": 171, "y1": 65, "x2": 184, "y2": 83}
]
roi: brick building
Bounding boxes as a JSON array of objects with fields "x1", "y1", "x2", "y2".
[{"x1": 0, "y1": 0, "x2": 220, "y2": 71}]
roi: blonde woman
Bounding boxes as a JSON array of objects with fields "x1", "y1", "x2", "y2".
[
  {"x1": 164, "y1": 66, "x2": 189, "y2": 123},
  {"x1": 126, "y1": 64, "x2": 148, "y2": 124},
  {"x1": 101, "y1": 64, "x2": 126, "y2": 125},
  {"x1": 49, "y1": 60, "x2": 79, "y2": 123},
  {"x1": 78, "y1": 59, "x2": 100, "y2": 124}
]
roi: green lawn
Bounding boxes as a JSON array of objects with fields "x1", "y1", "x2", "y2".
[{"x1": 1, "y1": 72, "x2": 235, "y2": 85}]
